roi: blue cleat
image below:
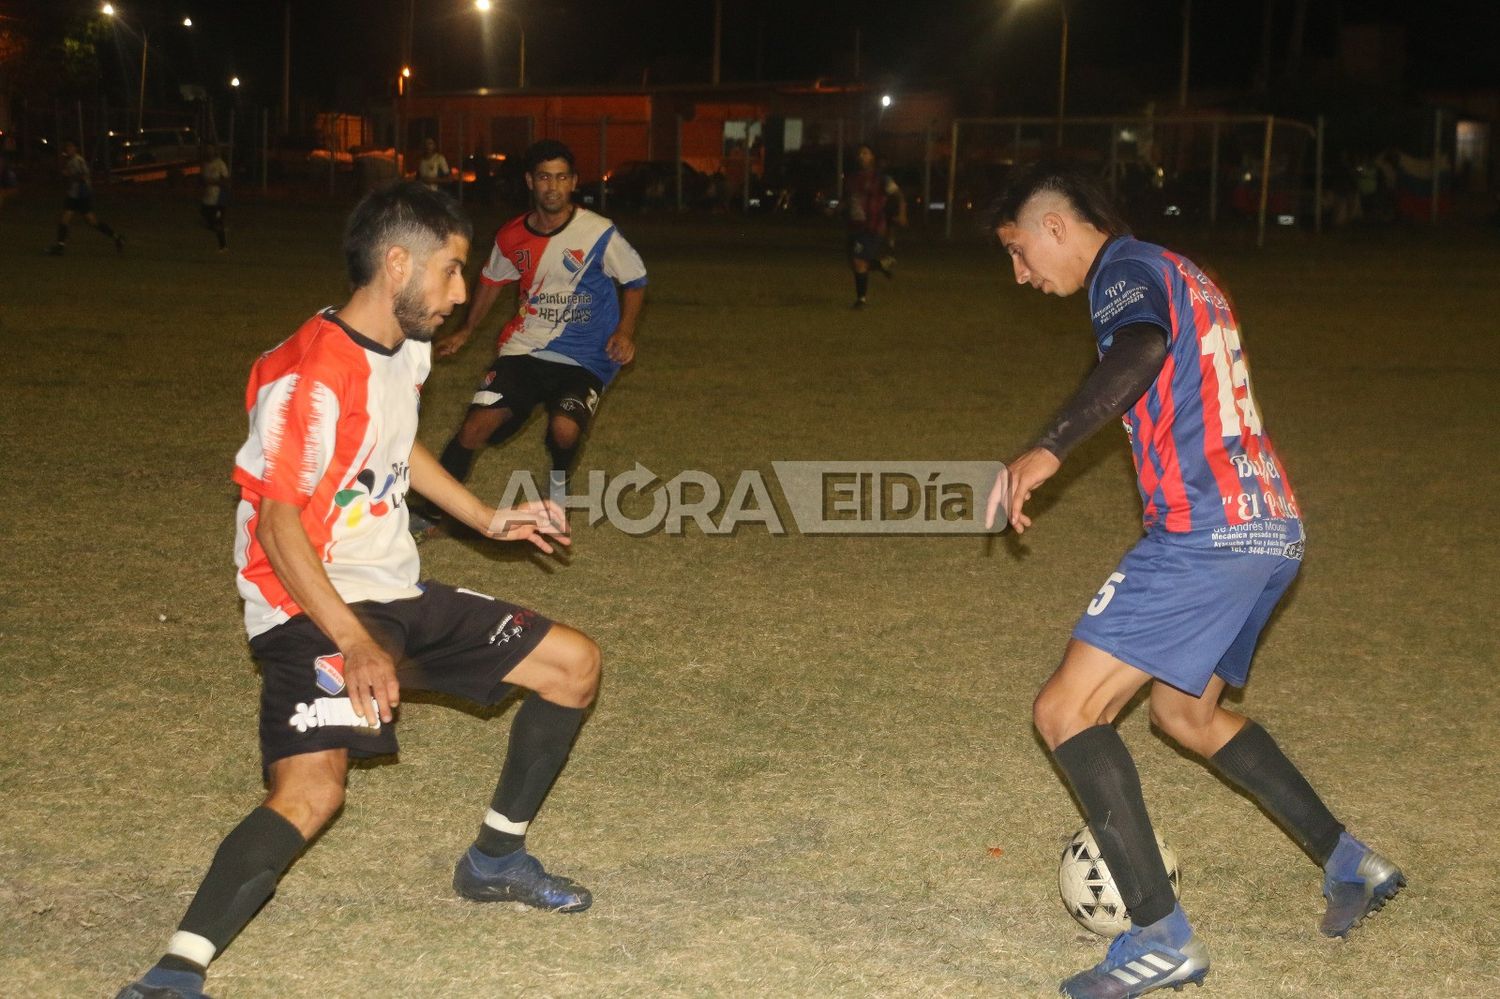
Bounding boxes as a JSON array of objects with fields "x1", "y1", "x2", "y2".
[
  {"x1": 1320, "y1": 833, "x2": 1404, "y2": 938},
  {"x1": 1060, "y1": 905, "x2": 1209, "y2": 999},
  {"x1": 452, "y1": 846, "x2": 592, "y2": 912},
  {"x1": 114, "y1": 980, "x2": 211, "y2": 999}
]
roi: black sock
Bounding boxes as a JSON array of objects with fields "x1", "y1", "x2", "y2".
[
  {"x1": 215, "y1": 224, "x2": 227, "y2": 249},
  {"x1": 1211, "y1": 721, "x2": 1344, "y2": 865},
  {"x1": 1053, "y1": 725, "x2": 1177, "y2": 927},
  {"x1": 56, "y1": 223, "x2": 68, "y2": 244},
  {"x1": 854, "y1": 272, "x2": 869, "y2": 299},
  {"x1": 95, "y1": 221, "x2": 116, "y2": 238},
  {"x1": 476, "y1": 695, "x2": 586, "y2": 857},
  {"x1": 174, "y1": 805, "x2": 306, "y2": 957},
  {"x1": 545, "y1": 435, "x2": 581, "y2": 493},
  {"x1": 438, "y1": 438, "x2": 476, "y2": 485}
]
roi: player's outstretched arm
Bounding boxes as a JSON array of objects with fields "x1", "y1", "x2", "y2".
[
  {"x1": 605, "y1": 285, "x2": 646, "y2": 364},
  {"x1": 256, "y1": 498, "x2": 398, "y2": 724},
  {"x1": 435, "y1": 279, "x2": 504, "y2": 358},
  {"x1": 408, "y1": 442, "x2": 570, "y2": 553}
]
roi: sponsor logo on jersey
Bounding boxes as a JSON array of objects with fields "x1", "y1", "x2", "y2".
[
  {"x1": 332, "y1": 463, "x2": 409, "y2": 527},
  {"x1": 314, "y1": 653, "x2": 346, "y2": 695}
]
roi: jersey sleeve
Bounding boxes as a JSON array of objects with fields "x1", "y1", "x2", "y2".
[
  {"x1": 602, "y1": 231, "x2": 648, "y2": 288},
  {"x1": 236, "y1": 371, "x2": 343, "y2": 508},
  {"x1": 1090, "y1": 257, "x2": 1173, "y2": 347},
  {"x1": 480, "y1": 240, "x2": 521, "y2": 286}
]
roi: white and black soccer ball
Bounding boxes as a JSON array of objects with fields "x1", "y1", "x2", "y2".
[{"x1": 1058, "y1": 825, "x2": 1181, "y2": 937}]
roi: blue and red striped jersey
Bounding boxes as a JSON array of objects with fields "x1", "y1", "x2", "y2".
[{"x1": 1087, "y1": 236, "x2": 1301, "y2": 552}]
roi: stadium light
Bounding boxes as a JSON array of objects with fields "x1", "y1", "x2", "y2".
[
  {"x1": 101, "y1": 3, "x2": 115, "y2": 14},
  {"x1": 230, "y1": 76, "x2": 240, "y2": 88},
  {"x1": 182, "y1": 16, "x2": 192, "y2": 27},
  {"x1": 473, "y1": 0, "x2": 525, "y2": 88},
  {"x1": 880, "y1": 94, "x2": 892, "y2": 108}
]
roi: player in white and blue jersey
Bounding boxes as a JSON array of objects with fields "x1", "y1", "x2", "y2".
[
  {"x1": 47, "y1": 139, "x2": 125, "y2": 256},
  {"x1": 986, "y1": 164, "x2": 1403, "y2": 999},
  {"x1": 414, "y1": 139, "x2": 647, "y2": 535}
]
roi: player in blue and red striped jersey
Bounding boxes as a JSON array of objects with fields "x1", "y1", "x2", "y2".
[
  {"x1": 414, "y1": 139, "x2": 646, "y2": 536},
  {"x1": 845, "y1": 143, "x2": 906, "y2": 308},
  {"x1": 985, "y1": 165, "x2": 1403, "y2": 999}
]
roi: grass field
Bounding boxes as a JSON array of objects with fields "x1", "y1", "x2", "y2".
[{"x1": 1, "y1": 185, "x2": 1497, "y2": 998}]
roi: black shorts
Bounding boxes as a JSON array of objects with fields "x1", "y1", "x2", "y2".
[
  {"x1": 470, "y1": 354, "x2": 604, "y2": 431},
  {"x1": 251, "y1": 581, "x2": 553, "y2": 770},
  {"x1": 64, "y1": 195, "x2": 93, "y2": 214},
  {"x1": 200, "y1": 204, "x2": 225, "y2": 226},
  {"x1": 848, "y1": 230, "x2": 889, "y2": 262}
]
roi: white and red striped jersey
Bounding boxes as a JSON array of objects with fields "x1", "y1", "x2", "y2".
[{"x1": 232, "y1": 309, "x2": 428, "y2": 639}]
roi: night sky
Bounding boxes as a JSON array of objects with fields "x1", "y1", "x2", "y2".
[{"x1": 16, "y1": 0, "x2": 1500, "y2": 116}]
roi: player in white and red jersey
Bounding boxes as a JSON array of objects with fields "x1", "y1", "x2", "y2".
[
  {"x1": 985, "y1": 165, "x2": 1402, "y2": 999},
  {"x1": 117, "y1": 183, "x2": 603, "y2": 999},
  {"x1": 412, "y1": 139, "x2": 647, "y2": 535}
]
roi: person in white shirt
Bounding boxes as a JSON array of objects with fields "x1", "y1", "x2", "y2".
[
  {"x1": 417, "y1": 137, "x2": 451, "y2": 192},
  {"x1": 200, "y1": 145, "x2": 230, "y2": 251}
]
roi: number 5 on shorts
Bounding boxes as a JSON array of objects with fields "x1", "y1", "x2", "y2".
[{"x1": 1087, "y1": 572, "x2": 1126, "y2": 616}]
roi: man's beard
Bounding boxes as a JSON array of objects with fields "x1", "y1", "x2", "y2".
[{"x1": 394, "y1": 275, "x2": 439, "y2": 342}]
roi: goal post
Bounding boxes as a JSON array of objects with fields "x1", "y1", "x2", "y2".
[{"x1": 944, "y1": 113, "x2": 1324, "y2": 248}]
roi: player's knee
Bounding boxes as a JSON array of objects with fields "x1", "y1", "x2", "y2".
[
  {"x1": 551, "y1": 628, "x2": 601, "y2": 707},
  {"x1": 457, "y1": 409, "x2": 501, "y2": 449},
  {"x1": 1148, "y1": 701, "x2": 1209, "y2": 752},
  {"x1": 547, "y1": 418, "x2": 581, "y2": 451},
  {"x1": 266, "y1": 774, "x2": 345, "y2": 834},
  {"x1": 1032, "y1": 687, "x2": 1073, "y2": 749}
]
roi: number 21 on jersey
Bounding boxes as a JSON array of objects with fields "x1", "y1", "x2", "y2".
[{"x1": 1200, "y1": 323, "x2": 1263, "y2": 437}]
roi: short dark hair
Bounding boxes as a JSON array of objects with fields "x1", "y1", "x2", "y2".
[
  {"x1": 986, "y1": 162, "x2": 1131, "y2": 238},
  {"x1": 524, "y1": 139, "x2": 575, "y2": 173},
  {"x1": 342, "y1": 180, "x2": 472, "y2": 289}
]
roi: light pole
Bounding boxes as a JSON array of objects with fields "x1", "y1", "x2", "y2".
[
  {"x1": 1055, "y1": 1, "x2": 1069, "y2": 146},
  {"x1": 101, "y1": 4, "x2": 193, "y2": 134},
  {"x1": 474, "y1": 0, "x2": 525, "y2": 88}
]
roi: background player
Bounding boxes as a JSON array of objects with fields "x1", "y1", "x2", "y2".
[
  {"x1": 984, "y1": 165, "x2": 1403, "y2": 999},
  {"x1": 46, "y1": 139, "x2": 124, "y2": 255},
  {"x1": 116, "y1": 182, "x2": 601, "y2": 999},
  {"x1": 412, "y1": 138, "x2": 646, "y2": 535},
  {"x1": 844, "y1": 142, "x2": 905, "y2": 308},
  {"x1": 417, "y1": 136, "x2": 452, "y2": 192},
  {"x1": 199, "y1": 145, "x2": 230, "y2": 252}
]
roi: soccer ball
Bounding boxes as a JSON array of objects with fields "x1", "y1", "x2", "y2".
[{"x1": 1058, "y1": 825, "x2": 1181, "y2": 937}]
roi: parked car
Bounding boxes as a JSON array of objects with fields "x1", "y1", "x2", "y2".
[{"x1": 108, "y1": 126, "x2": 199, "y2": 179}]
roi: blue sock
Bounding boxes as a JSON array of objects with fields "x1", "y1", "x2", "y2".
[
  {"x1": 464, "y1": 844, "x2": 527, "y2": 877},
  {"x1": 1324, "y1": 831, "x2": 1368, "y2": 881},
  {"x1": 140, "y1": 964, "x2": 205, "y2": 994}
]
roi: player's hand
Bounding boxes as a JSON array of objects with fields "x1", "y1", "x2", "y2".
[
  {"x1": 340, "y1": 638, "x2": 399, "y2": 726},
  {"x1": 435, "y1": 328, "x2": 471, "y2": 359},
  {"x1": 485, "y1": 499, "x2": 571, "y2": 554},
  {"x1": 605, "y1": 329, "x2": 636, "y2": 365},
  {"x1": 1004, "y1": 447, "x2": 1062, "y2": 535}
]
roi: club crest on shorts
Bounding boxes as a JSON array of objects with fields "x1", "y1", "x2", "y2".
[
  {"x1": 314, "y1": 653, "x2": 346, "y2": 695},
  {"x1": 487, "y1": 609, "x2": 535, "y2": 646}
]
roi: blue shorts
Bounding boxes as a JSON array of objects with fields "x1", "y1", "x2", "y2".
[{"x1": 1071, "y1": 533, "x2": 1302, "y2": 696}]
